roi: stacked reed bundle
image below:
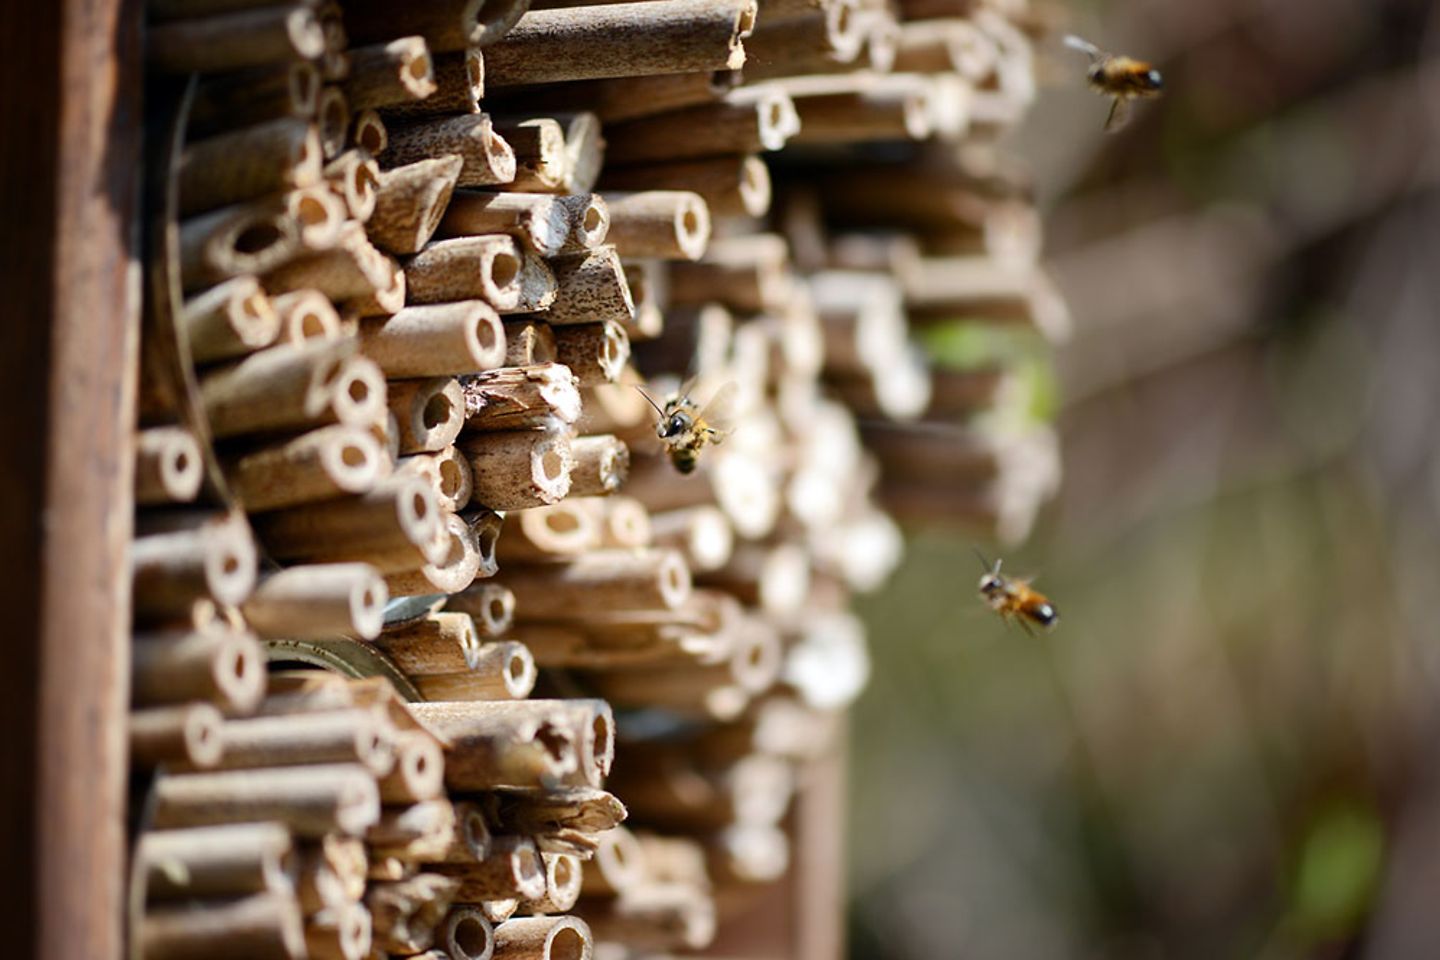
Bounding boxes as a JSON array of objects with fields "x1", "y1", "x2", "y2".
[{"x1": 131, "y1": 0, "x2": 1062, "y2": 955}]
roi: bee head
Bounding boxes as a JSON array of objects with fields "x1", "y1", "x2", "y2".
[
  {"x1": 1143, "y1": 68, "x2": 1163, "y2": 91},
  {"x1": 978, "y1": 573, "x2": 1004, "y2": 596},
  {"x1": 658, "y1": 411, "x2": 691, "y2": 439}
]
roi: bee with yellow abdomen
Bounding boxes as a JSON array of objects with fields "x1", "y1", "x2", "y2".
[
  {"x1": 639, "y1": 380, "x2": 736, "y2": 475},
  {"x1": 975, "y1": 551, "x2": 1059, "y2": 634},
  {"x1": 1064, "y1": 34, "x2": 1164, "y2": 132}
]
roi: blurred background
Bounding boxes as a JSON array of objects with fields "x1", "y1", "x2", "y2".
[{"x1": 846, "y1": 0, "x2": 1440, "y2": 956}]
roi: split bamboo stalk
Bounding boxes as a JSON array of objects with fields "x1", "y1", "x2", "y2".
[
  {"x1": 556, "y1": 194, "x2": 610, "y2": 253},
  {"x1": 147, "y1": 4, "x2": 326, "y2": 73},
  {"x1": 264, "y1": 222, "x2": 407, "y2": 316},
  {"x1": 243, "y1": 563, "x2": 389, "y2": 641},
  {"x1": 545, "y1": 245, "x2": 635, "y2": 326},
  {"x1": 469, "y1": 508, "x2": 505, "y2": 580},
  {"x1": 599, "y1": 154, "x2": 770, "y2": 219},
  {"x1": 602, "y1": 191, "x2": 710, "y2": 261},
  {"x1": 362, "y1": 301, "x2": 507, "y2": 377},
  {"x1": 388, "y1": 377, "x2": 467, "y2": 453},
  {"x1": 490, "y1": 118, "x2": 568, "y2": 193},
  {"x1": 139, "y1": 823, "x2": 296, "y2": 900},
  {"x1": 379, "y1": 730, "x2": 448, "y2": 803},
  {"x1": 408, "y1": 700, "x2": 580, "y2": 790},
  {"x1": 210, "y1": 709, "x2": 397, "y2": 776},
  {"x1": 385, "y1": 48, "x2": 487, "y2": 123},
  {"x1": 411, "y1": 641, "x2": 538, "y2": 701},
  {"x1": 367, "y1": 155, "x2": 465, "y2": 255},
  {"x1": 132, "y1": 510, "x2": 259, "y2": 618},
  {"x1": 438, "y1": 835, "x2": 547, "y2": 902},
  {"x1": 461, "y1": 363, "x2": 581, "y2": 430},
  {"x1": 367, "y1": 799, "x2": 458, "y2": 860},
  {"x1": 316, "y1": 87, "x2": 353, "y2": 161},
  {"x1": 200, "y1": 340, "x2": 386, "y2": 438},
  {"x1": 343, "y1": 37, "x2": 438, "y2": 110},
  {"x1": 446, "y1": 582, "x2": 518, "y2": 638},
  {"x1": 565, "y1": 434, "x2": 629, "y2": 497},
  {"x1": 189, "y1": 61, "x2": 321, "y2": 137},
  {"x1": 441, "y1": 192, "x2": 571, "y2": 257},
  {"x1": 441, "y1": 906, "x2": 495, "y2": 960},
  {"x1": 509, "y1": 248, "x2": 558, "y2": 314},
  {"x1": 371, "y1": 611, "x2": 482, "y2": 676},
  {"x1": 135, "y1": 426, "x2": 204, "y2": 505},
  {"x1": 139, "y1": 893, "x2": 307, "y2": 960},
  {"x1": 225, "y1": 425, "x2": 388, "y2": 512},
  {"x1": 648, "y1": 506, "x2": 733, "y2": 573},
  {"x1": 406, "y1": 235, "x2": 524, "y2": 310},
  {"x1": 323, "y1": 150, "x2": 381, "y2": 222},
  {"x1": 667, "y1": 232, "x2": 792, "y2": 313},
  {"x1": 152, "y1": 764, "x2": 382, "y2": 837},
  {"x1": 366, "y1": 874, "x2": 461, "y2": 956},
  {"x1": 343, "y1": 0, "x2": 528, "y2": 52},
  {"x1": 182, "y1": 276, "x2": 282, "y2": 364},
  {"x1": 305, "y1": 901, "x2": 372, "y2": 960},
  {"x1": 290, "y1": 832, "x2": 367, "y2": 909},
  {"x1": 604, "y1": 91, "x2": 800, "y2": 164},
  {"x1": 130, "y1": 702, "x2": 227, "y2": 769},
  {"x1": 503, "y1": 319, "x2": 557, "y2": 367},
  {"x1": 484, "y1": 0, "x2": 755, "y2": 87},
  {"x1": 384, "y1": 115, "x2": 518, "y2": 188},
  {"x1": 179, "y1": 118, "x2": 322, "y2": 217},
  {"x1": 274, "y1": 289, "x2": 344, "y2": 345},
  {"x1": 132, "y1": 626, "x2": 267, "y2": 713},
  {"x1": 483, "y1": 900, "x2": 520, "y2": 924},
  {"x1": 395, "y1": 448, "x2": 475, "y2": 513},
  {"x1": 502, "y1": 548, "x2": 691, "y2": 617},
  {"x1": 552, "y1": 321, "x2": 629, "y2": 387},
  {"x1": 251, "y1": 476, "x2": 447, "y2": 572},
  {"x1": 495, "y1": 501, "x2": 598, "y2": 562}
]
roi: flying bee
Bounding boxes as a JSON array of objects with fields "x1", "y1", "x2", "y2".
[
  {"x1": 975, "y1": 550, "x2": 1058, "y2": 634},
  {"x1": 1064, "y1": 34, "x2": 1164, "y2": 133},
  {"x1": 639, "y1": 380, "x2": 736, "y2": 475}
]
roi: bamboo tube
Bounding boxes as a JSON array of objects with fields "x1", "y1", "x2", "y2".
[
  {"x1": 384, "y1": 115, "x2": 518, "y2": 188},
  {"x1": 130, "y1": 702, "x2": 226, "y2": 769},
  {"x1": 574, "y1": 372, "x2": 650, "y2": 438},
  {"x1": 242, "y1": 563, "x2": 388, "y2": 641},
  {"x1": 782, "y1": 73, "x2": 935, "y2": 143},
  {"x1": 701, "y1": 542, "x2": 810, "y2": 619},
  {"x1": 408, "y1": 700, "x2": 579, "y2": 789},
  {"x1": 552, "y1": 321, "x2": 628, "y2": 387},
  {"x1": 264, "y1": 222, "x2": 407, "y2": 315},
  {"x1": 225, "y1": 425, "x2": 387, "y2": 512},
  {"x1": 809, "y1": 269, "x2": 905, "y2": 373},
  {"x1": 632, "y1": 833, "x2": 709, "y2": 887},
  {"x1": 352, "y1": 108, "x2": 389, "y2": 155},
  {"x1": 139, "y1": 823, "x2": 295, "y2": 900},
  {"x1": 610, "y1": 752, "x2": 791, "y2": 829},
  {"x1": 601, "y1": 191, "x2": 710, "y2": 261},
  {"x1": 406, "y1": 235, "x2": 524, "y2": 310},
  {"x1": 180, "y1": 202, "x2": 301, "y2": 292},
  {"x1": 189, "y1": 61, "x2": 321, "y2": 137},
  {"x1": 564, "y1": 434, "x2": 629, "y2": 497},
  {"x1": 182, "y1": 276, "x2": 281, "y2": 364},
  {"x1": 500, "y1": 249, "x2": 553, "y2": 315},
  {"x1": 297, "y1": 831, "x2": 369, "y2": 910},
  {"x1": 492, "y1": 916, "x2": 592, "y2": 960},
  {"x1": 708, "y1": 823, "x2": 788, "y2": 885},
  {"x1": 139, "y1": 893, "x2": 307, "y2": 960},
  {"x1": 485, "y1": 0, "x2": 753, "y2": 86},
  {"x1": 667, "y1": 232, "x2": 791, "y2": 312},
  {"x1": 305, "y1": 902, "x2": 372, "y2": 960},
  {"x1": 446, "y1": 582, "x2": 517, "y2": 637},
  {"x1": 201, "y1": 339, "x2": 386, "y2": 437},
  {"x1": 584, "y1": 494, "x2": 651, "y2": 549},
  {"x1": 612, "y1": 260, "x2": 659, "y2": 339},
  {"x1": 740, "y1": 3, "x2": 864, "y2": 80},
  {"x1": 379, "y1": 731, "x2": 447, "y2": 803},
  {"x1": 903, "y1": 256, "x2": 1070, "y2": 337},
  {"x1": 501, "y1": 69, "x2": 737, "y2": 125},
  {"x1": 545, "y1": 245, "x2": 634, "y2": 326},
  {"x1": 503, "y1": 319, "x2": 557, "y2": 367},
  {"x1": 412, "y1": 641, "x2": 537, "y2": 701},
  {"x1": 388, "y1": 377, "x2": 466, "y2": 454},
  {"x1": 135, "y1": 426, "x2": 204, "y2": 505},
  {"x1": 179, "y1": 118, "x2": 322, "y2": 217},
  {"x1": 495, "y1": 501, "x2": 597, "y2": 561},
  {"x1": 274, "y1": 289, "x2": 344, "y2": 345},
  {"x1": 600, "y1": 154, "x2": 769, "y2": 219},
  {"x1": 441, "y1": 192, "x2": 570, "y2": 257},
  {"x1": 315, "y1": 2, "x2": 349, "y2": 81},
  {"x1": 396, "y1": 447, "x2": 474, "y2": 512},
  {"x1": 519, "y1": 854, "x2": 582, "y2": 915},
  {"x1": 132, "y1": 510, "x2": 259, "y2": 618},
  {"x1": 153, "y1": 764, "x2": 382, "y2": 837},
  {"x1": 431, "y1": 800, "x2": 493, "y2": 864},
  {"x1": 361, "y1": 301, "x2": 507, "y2": 378},
  {"x1": 324, "y1": 150, "x2": 381, "y2": 222},
  {"x1": 490, "y1": 118, "x2": 568, "y2": 192},
  {"x1": 648, "y1": 506, "x2": 732, "y2": 573},
  {"x1": 252, "y1": 476, "x2": 447, "y2": 572},
  {"x1": 460, "y1": 363, "x2": 581, "y2": 430},
  {"x1": 211, "y1": 709, "x2": 396, "y2": 777},
  {"x1": 342, "y1": 0, "x2": 527, "y2": 51},
  {"x1": 132, "y1": 626, "x2": 266, "y2": 713},
  {"x1": 827, "y1": 343, "x2": 933, "y2": 420},
  {"x1": 343, "y1": 37, "x2": 438, "y2": 110},
  {"x1": 556, "y1": 111, "x2": 605, "y2": 194},
  {"x1": 469, "y1": 508, "x2": 505, "y2": 579},
  {"x1": 316, "y1": 86, "x2": 352, "y2": 160},
  {"x1": 382, "y1": 48, "x2": 486, "y2": 120},
  {"x1": 384, "y1": 509, "x2": 483, "y2": 596},
  {"x1": 371, "y1": 611, "x2": 481, "y2": 675},
  {"x1": 367, "y1": 156, "x2": 464, "y2": 255},
  {"x1": 442, "y1": 906, "x2": 495, "y2": 960},
  {"x1": 503, "y1": 548, "x2": 690, "y2": 617},
  {"x1": 367, "y1": 874, "x2": 461, "y2": 956},
  {"x1": 367, "y1": 799, "x2": 458, "y2": 859},
  {"x1": 148, "y1": 4, "x2": 325, "y2": 73},
  {"x1": 439, "y1": 835, "x2": 547, "y2": 902},
  {"x1": 604, "y1": 91, "x2": 799, "y2": 164}
]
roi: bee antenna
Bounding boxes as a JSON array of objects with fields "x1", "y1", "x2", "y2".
[
  {"x1": 972, "y1": 546, "x2": 995, "y2": 573},
  {"x1": 634, "y1": 385, "x2": 665, "y2": 416}
]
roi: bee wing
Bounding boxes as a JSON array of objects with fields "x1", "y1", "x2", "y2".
[
  {"x1": 1063, "y1": 34, "x2": 1103, "y2": 58},
  {"x1": 697, "y1": 381, "x2": 739, "y2": 435},
  {"x1": 1104, "y1": 96, "x2": 1132, "y2": 132}
]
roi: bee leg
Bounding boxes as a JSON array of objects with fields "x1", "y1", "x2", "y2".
[
  {"x1": 1104, "y1": 96, "x2": 1132, "y2": 132},
  {"x1": 1017, "y1": 616, "x2": 1036, "y2": 637}
]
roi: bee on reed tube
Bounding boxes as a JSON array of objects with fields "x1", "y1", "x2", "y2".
[
  {"x1": 976, "y1": 551, "x2": 1059, "y2": 634},
  {"x1": 639, "y1": 380, "x2": 736, "y2": 474},
  {"x1": 1064, "y1": 34, "x2": 1164, "y2": 132}
]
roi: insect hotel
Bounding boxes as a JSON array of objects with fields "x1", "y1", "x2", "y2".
[{"x1": 4, "y1": 0, "x2": 1063, "y2": 956}]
